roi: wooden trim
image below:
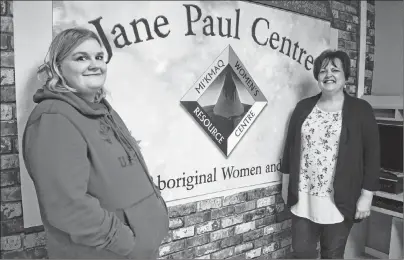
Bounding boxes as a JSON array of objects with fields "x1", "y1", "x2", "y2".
[
  {"x1": 247, "y1": 0, "x2": 333, "y2": 22},
  {"x1": 375, "y1": 191, "x2": 404, "y2": 203},
  {"x1": 358, "y1": 1, "x2": 367, "y2": 98},
  {"x1": 365, "y1": 247, "x2": 389, "y2": 259},
  {"x1": 371, "y1": 206, "x2": 403, "y2": 219},
  {"x1": 24, "y1": 224, "x2": 45, "y2": 234}
]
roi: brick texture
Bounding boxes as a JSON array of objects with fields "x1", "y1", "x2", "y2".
[
  {"x1": 159, "y1": 185, "x2": 292, "y2": 259},
  {"x1": 333, "y1": 2, "x2": 360, "y2": 96},
  {"x1": 1, "y1": 1, "x2": 25, "y2": 257},
  {"x1": 364, "y1": 0, "x2": 376, "y2": 95},
  {"x1": 0, "y1": 1, "x2": 375, "y2": 258}
]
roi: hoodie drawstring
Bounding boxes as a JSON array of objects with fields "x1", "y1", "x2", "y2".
[
  {"x1": 102, "y1": 113, "x2": 163, "y2": 197},
  {"x1": 103, "y1": 114, "x2": 135, "y2": 162},
  {"x1": 102, "y1": 114, "x2": 152, "y2": 177}
]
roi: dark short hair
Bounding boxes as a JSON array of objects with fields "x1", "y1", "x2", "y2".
[{"x1": 313, "y1": 49, "x2": 351, "y2": 81}]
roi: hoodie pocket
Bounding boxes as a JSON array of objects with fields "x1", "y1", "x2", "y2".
[{"x1": 123, "y1": 193, "x2": 169, "y2": 259}]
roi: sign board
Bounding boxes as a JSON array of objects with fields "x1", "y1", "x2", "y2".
[{"x1": 14, "y1": 1, "x2": 334, "y2": 227}]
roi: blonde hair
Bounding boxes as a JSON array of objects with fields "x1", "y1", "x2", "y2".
[{"x1": 38, "y1": 27, "x2": 106, "y2": 102}]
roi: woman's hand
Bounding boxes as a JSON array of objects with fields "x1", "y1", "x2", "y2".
[{"x1": 355, "y1": 189, "x2": 374, "y2": 219}]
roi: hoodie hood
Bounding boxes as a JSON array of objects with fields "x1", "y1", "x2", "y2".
[
  {"x1": 33, "y1": 87, "x2": 139, "y2": 163},
  {"x1": 33, "y1": 88, "x2": 109, "y2": 117}
]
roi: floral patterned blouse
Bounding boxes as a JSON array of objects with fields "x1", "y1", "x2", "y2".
[{"x1": 291, "y1": 105, "x2": 345, "y2": 224}]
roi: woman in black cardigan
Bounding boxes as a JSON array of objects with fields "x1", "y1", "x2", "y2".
[{"x1": 281, "y1": 49, "x2": 380, "y2": 259}]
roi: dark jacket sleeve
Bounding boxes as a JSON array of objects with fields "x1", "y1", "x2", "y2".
[
  {"x1": 280, "y1": 102, "x2": 300, "y2": 174},
  {"x1": 361, "y1": 101, "x2": 381, "y2": 191}
]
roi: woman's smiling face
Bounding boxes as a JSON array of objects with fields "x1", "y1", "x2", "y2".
[
  {"x1": 60, "y1": 38, "x2": 107, "y2": 100},
  {"x1": 317, "y1": 57, "x2": 346, "y2": 94}
]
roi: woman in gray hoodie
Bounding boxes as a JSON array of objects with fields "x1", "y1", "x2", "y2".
[{"x1": 23, "y1": 27, "x2": 169, "y2": 259}]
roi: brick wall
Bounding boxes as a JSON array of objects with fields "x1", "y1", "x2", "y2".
[
  {"x1": 158, "y1": 185, "x2": 291, "y2": 259},
  {"x1": 1, "y1": 1, "x2": 48, "y2": 258},
  {"x1": 332, "y1": 0, "x2": 376, "y2": 96},
  {"x1": 364, "y1": 0, "x2": 376, "y2": 95},
  {"x1": 0, "y1": 0, "x2": 376, "y2": 258},
  {"x1": 331, "y1": 0, "x2": 359, "y2": 95}
]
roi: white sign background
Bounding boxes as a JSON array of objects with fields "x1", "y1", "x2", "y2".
[{"x1": 14, "y1": 1, "x2": 336, "y2": 227}]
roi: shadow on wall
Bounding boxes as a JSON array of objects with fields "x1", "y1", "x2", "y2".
[
  {"x1": 297, "y1": 76, "x2": 319, "y2": 100},
  {"x1": 16, "y1": 62, "x2": 45, "y2": 228},
  {"x1": 19, "y1": 63, "x2": 44, "y2": 131}
]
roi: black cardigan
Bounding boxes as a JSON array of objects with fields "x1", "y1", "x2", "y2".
[{"x1": 280, "y1": 91, "x2": 380, "y2": 221}]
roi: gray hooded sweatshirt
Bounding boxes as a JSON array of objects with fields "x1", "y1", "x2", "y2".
[{"x1": 23, "y1": 88, "x2": 169, "y2": 259}]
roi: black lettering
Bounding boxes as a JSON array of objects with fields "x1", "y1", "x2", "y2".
[
  {"x1": 298, "y1": 49, "x2": 307, "y2": 64},
  {"x1": 184, "y1": 4, "x2": 202, "y2": 36},
  {"x1": 129, "y1": 18, "x2": 154, "y2": 43},
  {"x1": 234, "y1": 9, "x2": 240, "y2": 39},
  {"x1": 203, "y1": 16, "x2": 215, "y2": 36},
  {"x1": 222, "y1": 166, "x2": 234, "y2": 180},
  {"x1": 88, "y1": 17, "x2": 113, "y2": 63},
  {"x1": 157, "y1": 175, "x2": 166, "y2": 190},
  {"x1": 111, "y1": 24, "x2": 132, "y2": 48},
  {"x1": 240, "y1": 168, "x2": 250, "y2": 177},
  {"x1": 218, "y1": 17, "x2": 232, "y2": 38},
  {"x1": 280, "y1": 36, "x2": 292, "y2": 56},
  {"x1": 269, "y1": 32, "x2": 279, "y2": 50},
  {"x1": 186, "y1": 176, "x2": 195, "y2": 190},
  {"x1": 154, "y1": 15, "x2": 170, "y2": 38},
  {"x1": 251, "y1": 18, "x2": 268, "y2": 46},
  {"x1": 167, "y1": 179, "x2": 175, "y2": 189},
  {"x1": 305, "y1": 55, "x2": 314, "y2": 70},
  {"x1": 292, "y1": 42, "x2": 300, "y2": 60}
]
